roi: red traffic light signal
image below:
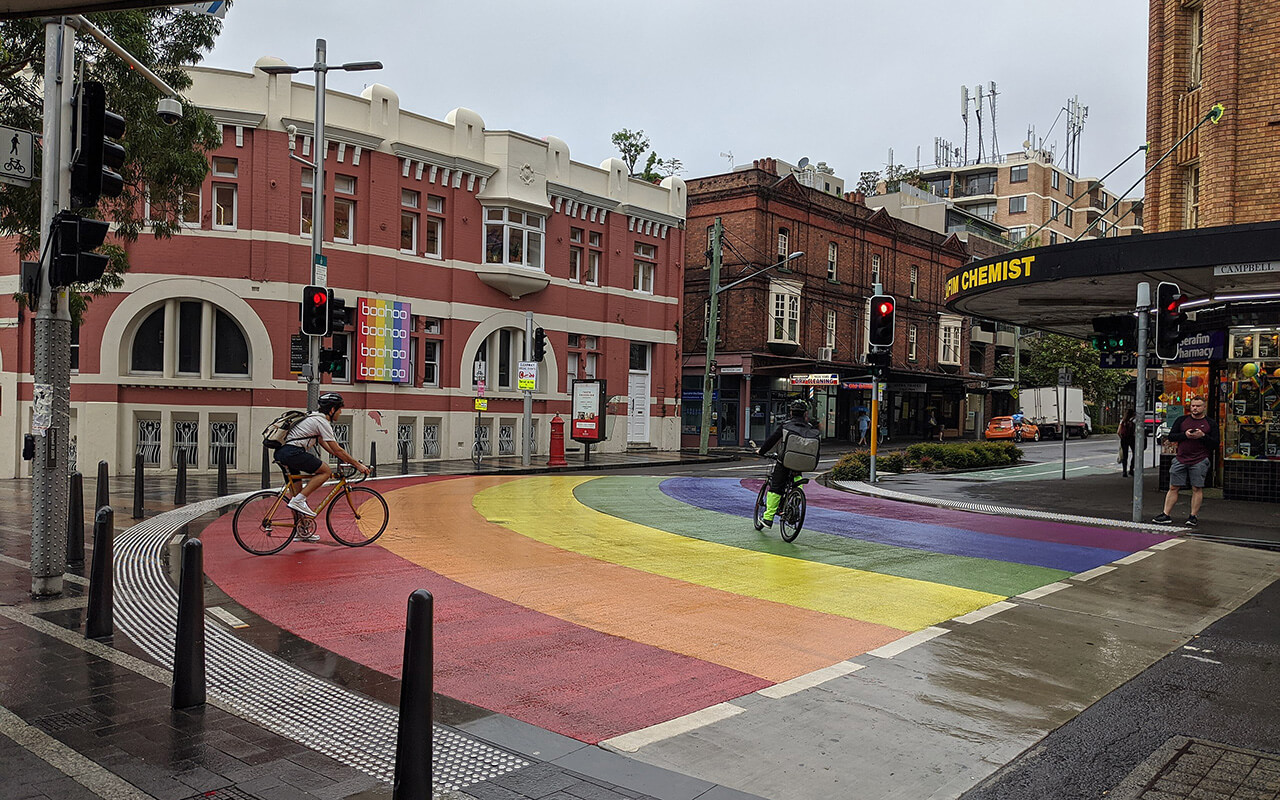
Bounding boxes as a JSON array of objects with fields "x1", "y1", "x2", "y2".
[
  {"x1": 869, "y1": 294, "x2": 896, "y2": 347},
  {"x1": 1154, "y1": 281, "x2": 1185, "y2": 361},
  {"x1": 301, "y1": 285, "x2": 332, "y2": 336}
]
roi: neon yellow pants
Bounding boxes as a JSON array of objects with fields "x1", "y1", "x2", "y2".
[{"x1": 763, "y1": 491, "x2": 782, "y2": 521}]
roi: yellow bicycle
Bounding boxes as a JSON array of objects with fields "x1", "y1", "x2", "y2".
[{"x1": 232, "y1": 464, "x2": 389, "y2": 555}]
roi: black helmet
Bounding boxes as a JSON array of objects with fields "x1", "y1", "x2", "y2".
[
  {"x1": 790, "y1": 399, "x2": 809, "y2": 416},
  {"x1": 318, "y1": 392, "x2": 345, "y2": 412}
]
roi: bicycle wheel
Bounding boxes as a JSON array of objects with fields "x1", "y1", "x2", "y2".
[
  {"x1": 777, "y1": 489, "x2": 807, "y2": 543},
  {"x1": 471, "y1": 441, "x2": 483, "y2": 467},
  {"x1": 233, "y1": 490, "x2": 297, "y2": 555},
  {"x1": 326, "y1": 486, "x2": 389, "y2": 546},
  {"x1": 753, "y1": 481, "x2": 768, "y2": 531}
]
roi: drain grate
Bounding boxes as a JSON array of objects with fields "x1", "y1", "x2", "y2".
[
  {"x1": 33, "y1": 708, "x2": 106, "y2": 732},
  {"x1": 180, "y1": 788, "x2": 260, "y2": 800}
]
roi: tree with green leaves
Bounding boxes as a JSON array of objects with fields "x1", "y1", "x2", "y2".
[
  {"x1": 610, "y1": 128, "x2": 650, "y2": 176},
  {"x1": 994, "y1": 331, "x2": 1125, "y2": 408},
  {"x1": 0, "y1": 9, "x2": 226, "y2": 317},
  {"x1": 856, "y1": 170, "x2": 880, "y2": 195}
]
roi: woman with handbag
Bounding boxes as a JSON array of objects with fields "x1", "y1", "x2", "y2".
[{"x1": 1117, "y1": 408, "x2": 1136, "y2": 477}]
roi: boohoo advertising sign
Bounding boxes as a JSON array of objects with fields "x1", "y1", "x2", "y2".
[{"x1": 355, "y1": 298, "x2": 411, "y2": 383}]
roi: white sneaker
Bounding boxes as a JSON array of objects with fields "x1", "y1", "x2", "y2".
[
  {"x1": 287, "y1": 494, "x2": 316, "y2": 517},
  {"x1": 295, "y1": 530, "x2": 321, "y2": 543}
]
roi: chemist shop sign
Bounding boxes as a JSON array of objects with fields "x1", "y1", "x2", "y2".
[{"x1": 355, "y1": 297, "x2": 411, "y2": 383}]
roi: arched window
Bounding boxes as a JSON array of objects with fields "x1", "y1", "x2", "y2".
[
  {"x1": 472, "y1": 326, "x2": 540, "y2": 392},
  {"x1": 128, "y1": 300, "x2": 250, "y2": 378}
]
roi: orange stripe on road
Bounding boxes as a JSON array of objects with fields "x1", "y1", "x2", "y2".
[{"x1": 378, "y1": 476, "x2": 905, "y2": 682}]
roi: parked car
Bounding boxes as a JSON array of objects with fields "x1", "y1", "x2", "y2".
[{"x1": 985, "y1": 416, "x2": 1041, "y2": 442}]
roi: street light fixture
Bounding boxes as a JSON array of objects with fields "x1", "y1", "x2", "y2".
[
  {"x1": 261, "y1": 40, "x2": 382, "y2": 411},
  {"x1": 698, "y1": 226, "x2": 803, "y2": 455}
]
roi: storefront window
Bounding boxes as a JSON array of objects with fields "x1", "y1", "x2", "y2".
[{"x1": 1223, "y1": 327, "x2": 1280, "y2": 460}]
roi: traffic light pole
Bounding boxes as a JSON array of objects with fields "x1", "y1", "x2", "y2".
[
  {"x1": 1132, "y1": 282, "x2": 1150, "y2": 523},
  {"x1": 30, "y1": 18, "x2": 77, "y2": 597},
  {"x1": 523, "y1": 311, "x2": 533, "y2": 467},
  {"x1": 305, "y1": 40, "x2": 329, "y2": 413},
  {"x1": 698, "y1": 218, "x2": 722, "y2": 456}
]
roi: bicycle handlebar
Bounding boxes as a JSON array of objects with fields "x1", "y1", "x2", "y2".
[{"x1": 336, "y1": 463, "x2": 367, "y2": 483}]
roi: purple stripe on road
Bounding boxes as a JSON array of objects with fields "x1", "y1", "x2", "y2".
[
  {"x1": 660, "y1": 478, "x2": 1142, "y2": 574},
  {"x1": 800, "y1": 481, "x2": 1173, "y2": 552}
]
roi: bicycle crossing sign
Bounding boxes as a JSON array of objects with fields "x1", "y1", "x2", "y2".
[{"x1": 1, "y1": 126, "x2": 35, "y2": 187}]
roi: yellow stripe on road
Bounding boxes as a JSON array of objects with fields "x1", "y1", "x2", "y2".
[{"x1": 474, "y1": 476, "x2": 1001, "y2": 631}]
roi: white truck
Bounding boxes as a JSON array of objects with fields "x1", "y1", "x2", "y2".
[{"x1": 1019, "y1": 386, "x2": 1092, "y2": 439}]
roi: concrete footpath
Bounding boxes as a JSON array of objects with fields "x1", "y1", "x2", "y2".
[{"x1": 3, "y1": 445, "x2": 1280, "y2": 800}]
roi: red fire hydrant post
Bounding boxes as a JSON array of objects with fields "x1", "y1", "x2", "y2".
[{"x1": 547, "y1": 414, "x2": 568, "y2": 467}]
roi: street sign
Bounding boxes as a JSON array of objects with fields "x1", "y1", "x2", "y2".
[
  {"x1": 1100, "y1": 351, "x2": 1140, "y2": 369},
  {"x1": 474, "y1": 361, "x2": 486, "y2": 382},
  {"x1": 1058, "y1": 367, "x2": 1072, "y2": 386},
  {"x1": 1, "y1": 125, "x2": 35, "y2": 187},
  {"x1": 178, "y1": 1, "x2": 229, "y2": 17},
  {"x1": 313, "y1": 254, "x2": 328, "y2": 287},
  {"x1": 474, "y1": 398, "x2": 488, "y2": 411},
  {"x1": 518, "y1": 361, "x2": 537, "y2": 391}
]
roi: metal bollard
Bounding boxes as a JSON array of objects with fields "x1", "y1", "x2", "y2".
[
  {"x1": 370, "y1": 442, "x2": 378, "y2": 478},
  {"x1": 217, "y1": 447, "x2": 228, "y2": 497},
  {"x1": 401, "y1": 446, "x2": 408, "y2": 476},
  {"x1": 85, "y1": 507, "x2": 114, "y2": 639},
  {"x1": 172, "y1": 538, "x2": 206, "y2": 709},
  {"x1": 393, "y1": 589, "x2": 433, "y2": 799},
  {"x1": 95, "y1": 460, "x2": 110, "y2": 514},
  {"x1": 133, "y1": 453, "x2": 144, "y2": 519},
  {"x1": 66, "y1": 472, "x2": 85, "y2": 570},
  {"x1": 174, "y1": 449, "x2": 187, "y2": 506},
  {"x1": 261, "y1": 444, "x2": 271, "y2": 489}
]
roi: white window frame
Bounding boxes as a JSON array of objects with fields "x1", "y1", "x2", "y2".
[
  {"x1": 424, "y1": 195, "x2": 444, "y2": 258},
  {"x1": 586, "y1": 250, "x2": 600, "y2": 285},
  {"x1": 870, "y1": 253, "x2": 881, "y2": 286},
  {"x1": 333, "y1": 197, "x2": 355, "y2": 244},
  {"x1": 633, "y1": 260, "x2": 654, "y2": 294},
  {"x1": 1009, "y1": 196, "x2": 1027, "y2": 214},
  {"x1": 777, "y1": 227, "x2": 789, "y2": 258},
  {"x1": 909, "y1": 265, "x2": 919, "y2": 299},
  {"x1": 484, "y1": 207, "x2": 545, "y2": 270},
  {"x1": 1184, "y1": 164, "x2": 1200, "y2": 229},
  {"x1": 569, "y1": 246, "x2": 582, "y2": 282},
  {"x1": 1051, "y1": 170, "x2": 1060, "y2": 190},
  {"x1": 768, "y1": 280, "x2": 802, "y2": 344},
  {"x1": 211, "y1": 156, "x2": 238, "y2": 177},
  {"x1": 827, "y1": 242, "x2": 838, "y2": 281},
  {"x1": 825, "y1": 310, "x2": 836, "y2": 349},
  {"x1": 1009, "y1": 227, "x2": 1028, "y2": 243},
  {"x1": 908, "y1": 324, "x2": 918, "y2": 362},
  {"x1": 300, "y1": 192, "x2": 312, "y2": 237},
  {"x1": 127, "y1": 299, "x2": 251, "y2": 380},
  {"x1": 212, "y1": 183, "x2": 237, "y2": 230},
  {"x1": 400, "y1": 210, "x2": 418, "y2": 253},
  {"x1": 939, "y1": 315, "x2": 962, "y2": 366}
]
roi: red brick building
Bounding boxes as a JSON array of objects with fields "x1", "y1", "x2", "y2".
[{"x1": 682, "y1": 159, "x2": 975, "y2": 446}]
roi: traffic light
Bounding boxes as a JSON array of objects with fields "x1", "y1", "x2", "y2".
[
  {"x1": 532, "y1": 327, "x2": 547, "y2": 361},
  {"x1": 49, "y1": 212, "x2": 111, "y2": 287},
  {"x1": 867, "y1": 349, "x2": 891, "y2": 379},
  {"x1": 301, "y1": 286, "x2": 331, "y2": 336},
  {"x1": 318, "y1": 346, "x2": 344, "y2": 374},
  {"x1": 868, "y1": 294, "x2": 896, "y2": 348},
  {"x1": 70, "y1": 81, "x2": 126, "y2": 209},
  {"x1": 328, "y1": 295, "x2": 349, "y2": 333},
  {"x1": 1154, "y1": 281, "x2": 1186, "y2": 361},
  {"x1": 1090, "y1": 315, "x2": 1138, "y2": 353}
]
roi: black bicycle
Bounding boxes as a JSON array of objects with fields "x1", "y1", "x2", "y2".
[{"x1": 753, "y1": 454, "x2": 809, "y2": 542}]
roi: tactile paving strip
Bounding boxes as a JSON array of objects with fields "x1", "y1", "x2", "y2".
[{"x1": 112, "y1": 494, "x2": 529, "y2": 791}]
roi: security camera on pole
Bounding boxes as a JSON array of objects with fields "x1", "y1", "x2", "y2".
[{"x1": 260, "y1": 41, "x2": 381, "y2": 411}]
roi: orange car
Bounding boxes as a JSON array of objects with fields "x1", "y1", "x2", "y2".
[{"x1": 985, "y1": 416, "x2": 1040, "y2": 442}]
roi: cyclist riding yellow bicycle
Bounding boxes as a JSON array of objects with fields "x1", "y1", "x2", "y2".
[
  {"x1": 274, "y1": 392, "x2": 369, "y2": 534},
  {"x1": 756, "y1": 399, "x2": 821, "y2": 528}
]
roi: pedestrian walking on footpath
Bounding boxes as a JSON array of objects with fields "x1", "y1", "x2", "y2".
[
  {"x1": 1118, "y1": 408, "x2": 1136, "y2": 477},
  {"x1": 1152, "y1": 397, "x2": 1216, "y2": 528},
  {"x1": 856, "y1": 410, "x2": 870, "y2": 446}
]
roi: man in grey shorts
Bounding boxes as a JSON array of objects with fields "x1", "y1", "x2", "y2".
[{"x1": 1152, "y1": 397, "x2": 1217, "y2": 528}]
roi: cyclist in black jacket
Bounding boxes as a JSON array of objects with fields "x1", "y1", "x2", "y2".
[{"x1": 757, "y1": 400, "x2": 820, "y2": 528}]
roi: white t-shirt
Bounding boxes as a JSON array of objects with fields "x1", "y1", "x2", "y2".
[{"x1": 284, "y1": 412, "x2": 337, "y2": 453}]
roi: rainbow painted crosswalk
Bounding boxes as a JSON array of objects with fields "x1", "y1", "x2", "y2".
[{"x1": 201, "y1": 475, "x2": 1171, "y2": 743}]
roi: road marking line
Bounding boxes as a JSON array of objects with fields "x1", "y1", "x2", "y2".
[
  {"x1": 756, "y1": 661, "x2": 864, "y2": 698},
  {"x1": 0, "y1": 705, "x2": 152, "y2": 800},
  {"x1": 952, "y1": 601, "x2": 1017, "y2": 624},
  {"x1": 601, "y1": 702, "x2": 744, "y2": 752},
  {"x1": 1114, "y1": 551, "x2": 1154, "y2": 565},
  {"x1": 208, "y1": 606, "x2": 248, "y2": 629},
  {"x1": 1151, "y1": 539, "x2": 1184, "y2": 550},
  {"x1": 867, "y1": 626, "x2": 949, "y2": 659},
  {"x1": 1180, "y1": 654, "x2": 1222, "y2": 665},
  {"x1": 1016, "y1": 582, "x2": 1072, "y2": 600},
  {"x1": 987, "y1": 465, "x2": 1095, "y2": 482},
  {"x1": 1071, "y1": 565, "x2": 1117, "y2": 582}
]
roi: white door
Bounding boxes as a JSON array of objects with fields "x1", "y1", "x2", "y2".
[{"x1": 628, "y1": 373, "x2": 650, "y2": 443}]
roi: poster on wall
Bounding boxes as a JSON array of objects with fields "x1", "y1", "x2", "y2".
[
  {"x1": 570, "y1": 379, "x2": 607, "y2": 443},
  {"x1": 355, "y1": 297, "x2": 411, "y2": 383}
]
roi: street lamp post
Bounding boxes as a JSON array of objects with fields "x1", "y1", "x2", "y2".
[
  {"x1": 261, "y1": 40, "x2": 380, "y2": 411},
  {"x1": 698, "y1": 219, "x2": 802, "y2": 455}
]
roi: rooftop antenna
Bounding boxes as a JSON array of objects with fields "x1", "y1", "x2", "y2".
[
  {"x1": 797, "y1": 156, "x2": 810, "y2": 169},
  {"x1": 974, "y1": 84, "x2": 985, "y2": 163},
  {"x1": 989, "y1": 81, "x2": 1000, "y2": 158},
  {"x1": 719, "y1": 150, "x2": 734, "y2": 169},
  {"x1": 961, "y1": 85, "x2": 970, "y2": 164}
]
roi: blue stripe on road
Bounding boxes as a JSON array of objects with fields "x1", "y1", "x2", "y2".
[{"x1": 659, "y1": 477, "x2": 1132, "y2": 574}]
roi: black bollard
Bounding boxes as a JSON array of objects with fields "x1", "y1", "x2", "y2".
[
  {"x1": 133, "y1": 453, "x2": 144, "y2": 519},
  {"x1": 66, "y1": 472, "x2": 85, "y2": 569},
  {"x1": 85, "y1": 507, "x2": 114, "y2": 639},
  {"x1": 217, "y1": 447, "x2": 228, "y2": 497},
  {"x1": 370, "y1": 442, "x2": 378, "y2": 478},
  {"x1": 393, "y1": 589, "x2": 433, "y2": 799},
  {"x1": 172, "y1": 539, "x2": 206, "y2": 709},
  {"x1": 261, "y1": 444, "x2": 271, "y2": 489},
  {"x1": 174, "y1": 449, "x2": 187, "y2": 506},
  {"x1": 95, "y1": 460, "x2": 110, "y2": 514},
  {"x1": 401, "y1": 445, "x2": 408, "y2": 476}
]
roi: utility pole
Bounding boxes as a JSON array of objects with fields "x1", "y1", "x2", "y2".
[
  {"x1": 523, "y1": 311, "x2": 533, "y2": 467},
  {"x1": 1132, "y1": 282, "x2": 1150, "y2": 523},
  {"x1": 698, "y1": 218, "x2": 723, "y2": 456},
  {"x1": 30, "y1": 18, "x2": 76, "y2": 597}
]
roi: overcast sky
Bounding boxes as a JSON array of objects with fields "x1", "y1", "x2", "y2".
[{"x1": 203, "y1": 1, "x2": 1151, "y2": 197}]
